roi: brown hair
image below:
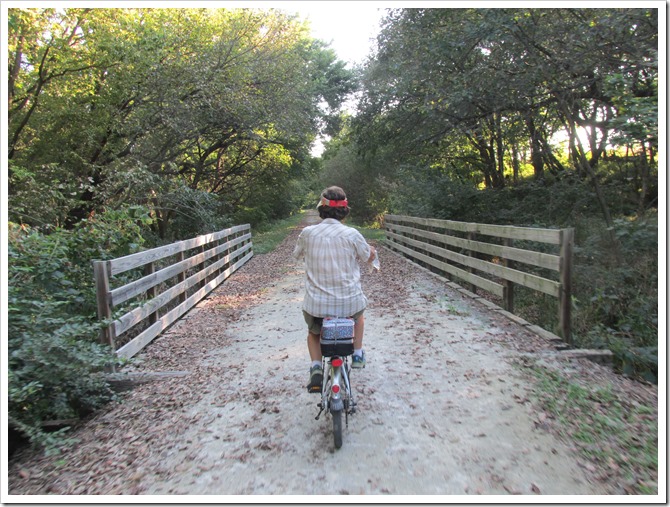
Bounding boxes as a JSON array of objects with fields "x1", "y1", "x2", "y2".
[{"x1": 318, "y1": 186, "x2": 350, "y2": 221}]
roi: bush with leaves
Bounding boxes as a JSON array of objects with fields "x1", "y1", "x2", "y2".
[
  {"x1": 151, "y1": 185, "x2": 234, "y2": 242},
  {"x1": 317, "y1": 140, "x2": 392, "y2": 224},
  {"x1": 8, "y1": 206, "x2": 152, "y2": 453},
  {"x1": 388, "y1": 169, "x2": 613, "y2": 227},
  {"x1": 572, "y1": 213, "x2": 658, "y2": 381}
]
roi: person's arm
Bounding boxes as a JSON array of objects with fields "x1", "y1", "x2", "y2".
[{"x1": 293, "y1": 232, "x2": 305, "y2": 260}]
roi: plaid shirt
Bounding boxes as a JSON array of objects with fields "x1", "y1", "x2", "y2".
[{"x1": 293, "y1": 218, "x2": 371, "y2": 318}]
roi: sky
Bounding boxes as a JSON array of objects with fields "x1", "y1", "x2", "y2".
[
  {"x1": 280, "y1": 2, "x2": 388, "y2": 67},
  {"x1": 287, "y1": 2, "x2": 386, "y2": 154},
  {"x1": 271, "y1": 1, "x2": 387, "y2": 155}
]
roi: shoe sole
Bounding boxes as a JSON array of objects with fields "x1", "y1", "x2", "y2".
[{"x1": 307, "y1": 374, "x2": 323, "y2": 393}]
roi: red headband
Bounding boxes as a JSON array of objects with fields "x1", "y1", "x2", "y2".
[{"x1": 317, "y1": 196, "x2": 348, "y2": 208}]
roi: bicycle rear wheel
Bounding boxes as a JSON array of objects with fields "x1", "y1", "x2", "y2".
[{"x1": 332, "y1": 410, "x2": 343, "y2": 449}]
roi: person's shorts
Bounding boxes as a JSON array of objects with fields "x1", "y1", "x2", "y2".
[{"x1": 303, "y1": 309, "x2": 365, "y2": 336}]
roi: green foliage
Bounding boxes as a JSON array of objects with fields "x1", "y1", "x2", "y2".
[
  {"x1": 388, "y1": 168, "x2": 613, "y2": 226},
  {"x1": 614, "y1": 346, "x2": 658, "y2": 385},
  {"x1": 8, "y1": 7, "x2": 355, "y2": 233},
  {"x1": 354, "y1": 7, "x2": 657, "y2": 197},
  {"x1": 251, "y1": 212, "x2": 305, "y2": 254},
  {"x1": 151, "y1": 185, "x2": 234, "y2": 242},
  {"x1": 604, "y1": 70, "x2": 658, "y2": 149},
  {"x1": 318, "y1": 129, "x2": 392, "y2": 225},
  {"x1": 572, "y1": 213, "x2": 658, "y2": 380},
  {"x1": 231, "y1": 167, "x2": 316, "y2": 229},
  {"x1": 8, "y1": 207, "x2": 152, "y2": 452}
]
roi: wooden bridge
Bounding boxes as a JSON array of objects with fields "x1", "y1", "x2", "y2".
[{"x1": 93, "y1": 214, "x2": 575, "y2": 363}]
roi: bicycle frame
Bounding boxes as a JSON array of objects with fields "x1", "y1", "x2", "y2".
[
  {"x1": 315, "y1": 354, "x2": 356, "y2": 448},
  {"x1": 322, "y1": 355, "x2": 354, "y2": 413},
  {"x1": 315, "y1": 317, "x2": 358, "y2": 448}
]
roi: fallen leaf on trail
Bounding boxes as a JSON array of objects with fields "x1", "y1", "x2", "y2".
[
  {"x1": 583, "y1": 463, "x2": 597, "y2": 473},
  {"x1": 503, "y1": 484, "x2": 522, "y2": 494},
  {"x1": 531, "y1": 483, "x2": 541, "y2": 494}
]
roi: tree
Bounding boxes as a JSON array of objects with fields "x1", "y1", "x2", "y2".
[
  {"x1": 7, "y1": 8, "x2": 357, "y2": 235},
  {"x1": 353, "y1": 7, "x2": 657, "y2": 224}
]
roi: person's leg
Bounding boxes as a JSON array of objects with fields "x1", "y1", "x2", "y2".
[
  {"x1": 308, "y1": 331, "x2": 321, "y2": 362},
  {"x1": 352, "y1": 311, "x2": 366, "y2": 368},
  {"x1": 353, "y1": 313, "x2": 364, "y2": 350},
  {"x1": 303, "y1": 311, "x2": 324, "y2": 392}
]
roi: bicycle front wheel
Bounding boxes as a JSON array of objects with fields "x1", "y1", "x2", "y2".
[{"x1": 332, "y1": 410, "x2": 343, "y2": 449}]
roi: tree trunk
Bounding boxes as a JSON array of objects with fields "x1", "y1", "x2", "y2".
[
  {"x1": 524, "y1": 114, "x2": 544, "y2": 180},
  {"x1": 564, "y1": 112, "x2": 621, "y2": 262},
  {"x1": 494, "y1": 113, "x2": 506, "y2": 188},
  {"x1": 511, "y1": 143, "x2": 520, "y2": 185},
  {"x1": 637, "y1": 141, "x2": 651, "y2": 216}
]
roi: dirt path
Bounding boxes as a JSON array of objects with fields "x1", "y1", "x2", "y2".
[
  {"x1": 141, "y1": 258, "x2": 605, "y2": 496},
  {"x1": 8, "y1": 212, "x2": 651, "y2": 497}
]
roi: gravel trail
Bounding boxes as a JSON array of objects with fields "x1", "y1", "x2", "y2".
[
  {"x1": 8, "y1": 212, "x2": 632, "y2": 498},
  {"x1": 142, "y1": 264, "x2": 606, "y2": 496}
]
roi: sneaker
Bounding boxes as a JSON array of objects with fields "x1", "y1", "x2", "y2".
[
  {"x1": 351, "y1": 351, "x2": 366, "y2": 369},
  {"x1": 307, "y1": 365, "x2": 323, "y2": 393}
]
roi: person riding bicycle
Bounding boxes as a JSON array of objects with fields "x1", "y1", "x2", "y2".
[{"x1": 293, "y1": 186, "x2": 377, "y2": 393}]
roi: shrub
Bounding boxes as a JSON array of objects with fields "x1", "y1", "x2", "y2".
[
  {"x1": 152, "y1": 185, "x2": 234, "y2": 242},
  {"x1": 571, "y1": 212, "x2": 658, "y2": 380},
  {"x1": 8, "y1": 206, "x2": 152, "y2": 453}
]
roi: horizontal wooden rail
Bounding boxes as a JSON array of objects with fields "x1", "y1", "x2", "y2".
[
  {"x1": 386, "y1": 215, "x2": 562, "y2": 244},
  {"x1": 109, "y1": 233, "x2": 251, "y2": 306},
  {"x1": 384, "y1": 214, "x2": 573, "y2": 343},
  {"x1": 93, "y1": 224, "x2": 253, "y2": 362},
  {"x1": 387, "y1": 223, "x2": 560, "y2": 271},
  {"x1": 108, "y1": 224, "x2": 250, "y2": 276}
]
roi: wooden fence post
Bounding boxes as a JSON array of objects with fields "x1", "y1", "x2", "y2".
[
  {"x1": 143, "y1": 261, "x2": 157, "y2": 325},
  {"x1": 502, "y1": 238, "x2": 514, "y2": 312},
  {"x1": 559, "y1": 228, "x2": 574, "y2": 345},
  {"x1": 93, "y1": 260, "x2": 117, "y2": 372},
  {"x1": 177, "y1": 251, "x2": 186, "y2": 304},
  {"x1": 198, "y1": 244, "x2": 206, "y2": 289},
  {"x1": 467, "y1": 231, "x2": 477, "y2": 293}
]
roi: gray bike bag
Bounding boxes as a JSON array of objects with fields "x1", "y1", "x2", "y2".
[{"x1": 320, "y1": 317, "x2": 355, "y2": 357}]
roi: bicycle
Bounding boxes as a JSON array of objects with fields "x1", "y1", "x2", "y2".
[{"x1": 314, "y1": 317, "x2": 357, "y2": 449}]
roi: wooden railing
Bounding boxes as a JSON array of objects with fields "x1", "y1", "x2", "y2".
[
  {"x1": 93, "y1": 224, "x2": 253, "y2": 361},
  {"x1": 384, "y1": 215, "x2": 574, "y2": 343}
]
